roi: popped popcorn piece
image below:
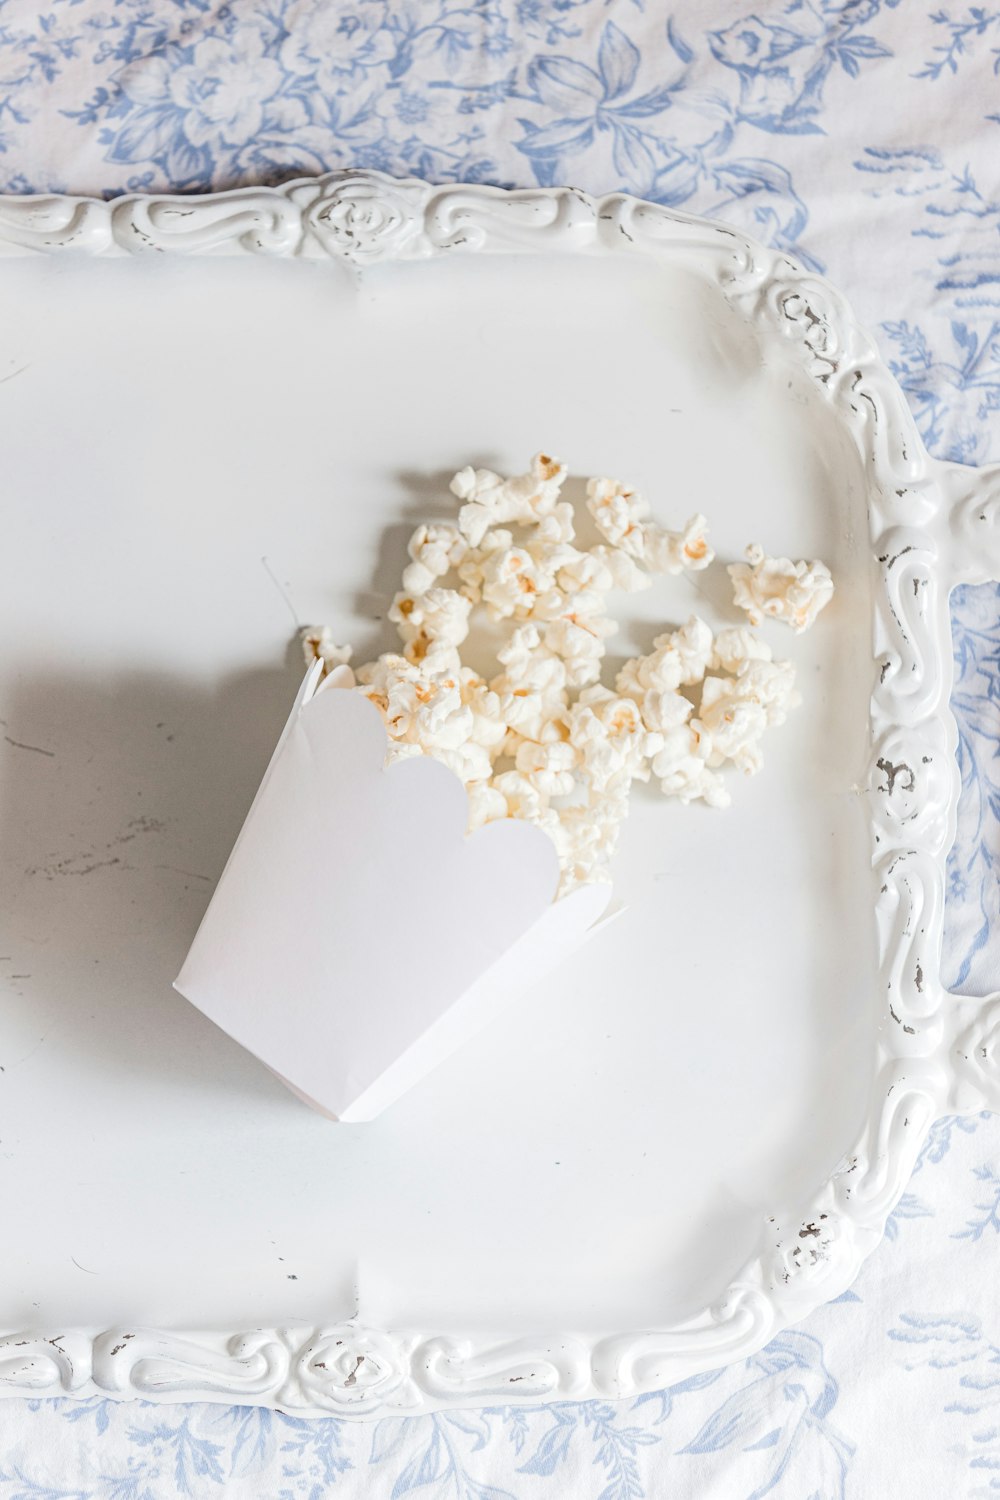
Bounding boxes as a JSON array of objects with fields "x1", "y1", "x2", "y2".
[
  {"x1": 401, "y1": 523, "x2": 468, "y2": 596},
  {"x1": 355, "y1": 651, "x2": 417, "y2": 713},
  {"x1": 467, "y1": 780, "x2": 508, "y2": 830},
  {"x1": 697, "y1": 658, "x2": 799, "y2": 775},
  {"x1": 542, "y1": 637, "x2": 603, "y2": 691},
  {"x1": 456, "y1": 526, "x2": 513, "y2": 604},
  {"x1": 652, "y1": 725, "x2": 729, "y2": 807},
  {"x1": 697, "y1": 680, "x2": 770, "y2": 775},
  {"x1": 566, "y1": 688, "x2": 661, "y2": 790},
  {"x1": 389, "y1": 586, "x2": 472, "y2": 661},
  {"x1": 590, "y1": 544, "x2": 653, "y2": 593},
  {"x1": 302, "y1": 626, "x2": 353, "y2": 673},
  {"x1": 641, "y1": 513, "x2": 715, "y2": 575},
  {"x1": 454, "y1": 452, "x2": 568, "y2": 545},
  {"x1": 384, "y1": 740, "x2": 424, "y2": 769},
  {"x1": 550, "y1": 546, "x2": 614, "y2": 598},
  {"x1": 552, "y1": 782, "x2": 631, "y2": 891},
  {"x1": 385, "y1": 670, "x2": 471, "y2": 750},
  {"x1": 492, "y1": 768, "x2": 548, "y2": 823},
  {"x1": 431, "y1": 739, "x2": 494, "y2": 785},
  {"x1": 503, "y1": 695, "x2": 567, "y2": 744},
  {"x1": 492, "y1": 624, "x2": 568, "y2": 702},
  {"x1": 615, "y1": 638, "x2": 684, "y2": 699},
  {"x1": 532, "y1": 504, "x2": 577, "y2": 547},
  {"x1": 586, "y1": 476, "x2": 649, "y2": 557},
  {"x1": 514, "y1": 738, "x2": 579, "y2": 797},
  {"x1": 735, "y1": 657, "x2": 800, "y2": 726},
  {"x1": 711, "y1": 626, "x2": 773, "y2": 673},
  {"x1": 459, "y1": 671, "x2": 508, "y2": 753},
  {"x1": 636, "y1": 687, "x2": 693, "y2": 735},
  {"x1": 480, "y1": 542, "x2": 554, "y2": 621},
  {"x1": 533, "y1": 581, "x2": 617, "y2": 677},
  {"x1": 308, "y1": 451, "x2": 830, "y2": 899},
  {"x1": 614, "y1": 616, "x2": 732, "y2": 718},
  {"x1": 667, "y1": 615, "x2": 715, "y2": 684},
  {"x1": 728, "y1": 544, "x2": 834, "y2": 632}
]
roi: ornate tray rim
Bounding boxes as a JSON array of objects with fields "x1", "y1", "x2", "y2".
[{"x1": 2, "y1": 170, "x2": 999, "y2": 1417}]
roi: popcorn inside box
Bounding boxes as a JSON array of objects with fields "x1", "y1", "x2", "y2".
[{"x1": 175, "y1": 453, "x2": 833, "y2": 1122}]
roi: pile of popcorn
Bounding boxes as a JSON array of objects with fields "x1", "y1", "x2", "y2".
[{"x1": 305, "y1": 454, "x2": 833, "y2": 895}]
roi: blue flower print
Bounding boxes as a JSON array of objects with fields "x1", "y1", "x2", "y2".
[
  {"x1": 158, "y1": 30, "x2": 282, "y2": 148},
  {"x1": 378, "y1": 2, "x2": 512, "y2": 83},
  {"x1": 882, "y1": 318, "x2": 1000, "y2": 464},
  {"x1": 953, "y1": 1164, "x2": 1000, "y2": 1240},
  {"x1": 393, "y1": 87, "x2": 442, "y2": 125},
  {"x1": 854, "y1": 148, "x2": 1000, "y2": 311},
  {"x1": 913, "y1": 1111, "x2": 990, "y2": 1172},
  {"x1": 680, "y1": 1333, "x2": 854, "y2": 1500},
  {"x1": 710, "y1": 2, "x2": 892, "y2": 135},
  {"x1": 884, "y1": 1191, "x2": 934, "y2": 1240},
  {"x1": 889, "y1": 1313, "x2": 1000, "y2": 1489},
  {"x1": 915, "y1": 5, "x2": 1000, "y2": 80},
  {"x1": 278, "y1": 1, "x2": 394, "y2": 91},
  {"x1": 514, "y1": 0, "x2": 596, "y2": 47},
  {"x1": 947, "y1": 575, "x2": 1000, "y2": 995},
  {"x1": 710, "y1": 14, "x2": 812, "y2": 71},
  {"x1": 516, "y1": 20, "x2": 679, "y2": 189},
  {"x1": 109, "y1": 25, "x2": 286, "y2": 184}
]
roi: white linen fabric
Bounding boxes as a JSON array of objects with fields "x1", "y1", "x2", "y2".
[{"x1": 0, "y1": 2, "x2": 998, "y2": 1495}]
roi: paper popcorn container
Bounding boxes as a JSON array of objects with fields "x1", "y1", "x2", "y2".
[{"x1": 174, "y1": 662, "x2": 612, "y2": 1121}]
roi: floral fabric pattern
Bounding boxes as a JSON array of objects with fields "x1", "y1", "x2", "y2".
[{"x1": 1, "y1": 1, "x2": 999, "y2": 1494}]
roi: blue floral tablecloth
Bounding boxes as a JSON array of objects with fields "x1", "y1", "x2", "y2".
[{"x1": 2, "y1": 2, "x2": 999, "y2": 1495}]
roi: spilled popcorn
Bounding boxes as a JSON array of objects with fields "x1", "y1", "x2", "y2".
[
  {"x1": 305, "y1": 455, "x2": 832, "y2": 896},
  {"x1": 728, "y1": 544, "x2": 834, "y2": 634}
]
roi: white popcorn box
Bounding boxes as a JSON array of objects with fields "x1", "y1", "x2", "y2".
[{"x1": 174, "y1": 662, "x2": 612, "y2": 1122}]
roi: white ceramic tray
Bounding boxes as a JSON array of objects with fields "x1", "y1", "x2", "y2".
[{"x1": 1, "y1": 172, "x2": 998, "y2": 1417}]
